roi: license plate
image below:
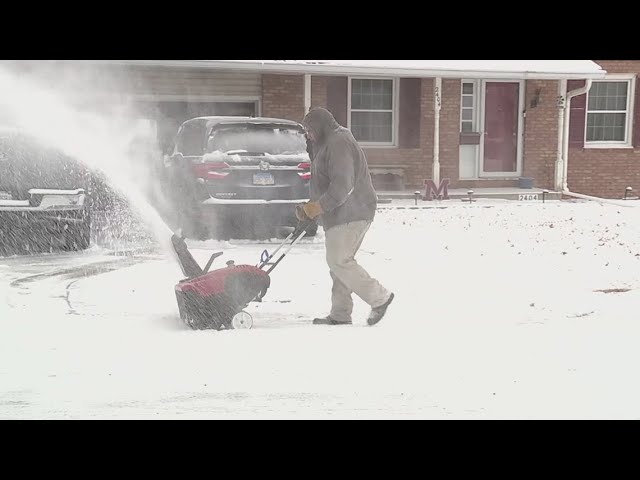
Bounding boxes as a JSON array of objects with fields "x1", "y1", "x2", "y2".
[{"x1": 253, "y1": 172, "x2": 275, "y2": 185}]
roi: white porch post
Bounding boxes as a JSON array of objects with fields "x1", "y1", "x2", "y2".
[
  {"x1": 433, "y1": 77, "x2": 442, "y2": 185},
  {"x1": 555, "y1": 79, "x2": 567, "y2": 191},
  {"x1": 304, "y1": 74, "x2": 311, "y2": 115}
]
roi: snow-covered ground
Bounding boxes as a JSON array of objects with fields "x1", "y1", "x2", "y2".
[{"x1": 2, "y1": 200, "x2": 640, "y2": 419}]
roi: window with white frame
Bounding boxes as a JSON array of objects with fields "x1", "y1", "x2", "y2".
[
  {"x1": 349, "y1": 78, "x2": 395, "y2": 145},
  {"x1": 460, "y1": 81, "x2": 477, "y2": 132},
  {"x1": 586, "y1": 79, "x2": 634, "y2": 146}
]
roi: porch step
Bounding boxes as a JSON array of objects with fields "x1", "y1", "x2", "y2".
[{"x1": 377, "y1": 188, "x2": 562, "y2": 202}]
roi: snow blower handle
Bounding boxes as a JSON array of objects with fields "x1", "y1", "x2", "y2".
[
  {"x1": 258, "y1": 218, "x2": 314, "y2": 271},
  {"x1": 264, "y1": 220, "x2": 311, "y2": 275},
  {"x1": 293, "y1": 217, "x2": 315, "y2": 237}
]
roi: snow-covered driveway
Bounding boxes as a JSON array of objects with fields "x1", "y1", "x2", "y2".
[{"x1": 2, "y1": 200, "x2": 640, "y2": 419}]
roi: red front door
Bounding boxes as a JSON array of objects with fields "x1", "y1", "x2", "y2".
[{"x1": 483, "y1": 82, "x2": 520, "y2": 173}]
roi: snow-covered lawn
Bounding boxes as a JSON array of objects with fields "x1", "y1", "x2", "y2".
[{"x1": 2, "y1": 200, "x2": 640, "y2": 419}]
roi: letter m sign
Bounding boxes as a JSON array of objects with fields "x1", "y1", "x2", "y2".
[{"x1": 423, "y1": 178, "x2": 450, "y2": 200}]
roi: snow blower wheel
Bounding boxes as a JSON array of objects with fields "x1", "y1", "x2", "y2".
[{"x1": 231, "y1": 311, "x2": 253, "y2": 329}]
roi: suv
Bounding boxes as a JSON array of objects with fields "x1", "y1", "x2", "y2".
[
  {"x1": 162, "y1": 116, "x2": 316, "y2": 240},
  {"x1": 0, "y1": 127, "x2": 91, "y2": 255}
]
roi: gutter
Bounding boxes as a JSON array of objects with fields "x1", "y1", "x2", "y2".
[{"x1": 53, "y1": 60, "x2": 608, "y2": 81}]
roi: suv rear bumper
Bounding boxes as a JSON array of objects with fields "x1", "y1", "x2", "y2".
[
  {"x1": 0, "y1": 188, "x2": 89, "y2": 246},
  {"x1": 202, "y1": 197, "x2": 309, "y2": 206},
  {"x1": 0, "y1": 188, "x2": 87, "y2": 212}
]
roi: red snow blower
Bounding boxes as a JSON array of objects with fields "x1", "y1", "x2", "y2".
[{"x1": 172, "y1": 219, "x2": 314, "y2": 330}]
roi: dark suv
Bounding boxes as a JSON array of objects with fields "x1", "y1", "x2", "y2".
[
  {"x1": 0, "y1": 127, "x2": 91, "y2": 255},
  {"x1": 163, "y1": 116, "x2": 315, "y2": 239}
]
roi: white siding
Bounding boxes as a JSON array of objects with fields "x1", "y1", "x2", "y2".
[
  {"x1": 459, "y1": 145, "x2": 478, "y2": 179},
  {"x1": 128, "y1": 67, "x2": 262, "y2": 98},
  {"x1": 8, "y1": 62, "x2": 262, "y2": 100}
]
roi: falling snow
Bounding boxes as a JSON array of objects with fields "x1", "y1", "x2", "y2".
[{"x1": 1, "y1": 63, "x2": 640, "y2": 419}]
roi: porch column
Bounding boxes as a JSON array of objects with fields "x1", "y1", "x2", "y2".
[
  {"x1": 433, "y1": 77, "x2": 442, "y2": 185},
  {"x1": 555, "y1": 79, "x2": 567, "y2": 191},
  {"x1": 304, "y1": 74, "x2": 311, "y2": 115}
]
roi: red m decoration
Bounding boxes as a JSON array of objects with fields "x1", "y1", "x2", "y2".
[{"x1": 423, "y1": 178, "x2": 450, "y2": 200}]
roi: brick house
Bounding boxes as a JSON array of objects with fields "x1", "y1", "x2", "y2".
[{"x1": 6, "y1": 60, "x2": 639, "y2": 199}]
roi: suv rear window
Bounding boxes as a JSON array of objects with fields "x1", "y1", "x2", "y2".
[{"x1": 207, "y1": 124, "x2": 307, "y2": 156}]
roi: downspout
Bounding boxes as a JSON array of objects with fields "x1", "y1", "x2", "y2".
[
  {"x1": 562, "y1": 79, "x2": 592, "y2": 192},
  {"x1": 304, "y1": 74, "x2": 311, "y2": 116},
  {"x1": 433, "y1": 77, "x2": 442, "y2": 185}
]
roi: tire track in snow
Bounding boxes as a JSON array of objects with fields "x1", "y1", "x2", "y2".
[
  {"x1": 4, "y1": 250, "x2": 163, "y2": 315},
  {"x1": 10, "y1": 255, "x2": 157, "y2": 287}
]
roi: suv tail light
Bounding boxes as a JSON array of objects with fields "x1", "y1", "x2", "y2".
[
  {"x1": 297, "y1": 162, "x2": 311, "y2": 181},
  {"x1": 192, "y1": 162, "x2": 230, "y2": 180}
]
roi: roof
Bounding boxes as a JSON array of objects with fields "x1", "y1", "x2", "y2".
[{"x1": 80, "y1": 60, "x2": 607, "y2": 80}]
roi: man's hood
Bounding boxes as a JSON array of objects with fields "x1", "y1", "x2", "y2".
[{"x1": 302, "y1": 107, "x2": 340, "y2": 144}]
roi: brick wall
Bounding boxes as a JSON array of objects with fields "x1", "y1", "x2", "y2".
[
  {"x1": 522, "y1": 79, "x2": 560, "y2": 190},
  {"x1": 311, "y1": 76, "x2": 328, "y2": 109},
  {"x1": 261, "y1": 74, "x2": 305, "y2": 122},
  {"x1": 439, "y1": 79, "x2": 461, "y2": 184},
  {"x1": 566, "y1": 60, "x2": 640, "y2": 198},
  {"x1": 568, "y1": 149, "x2": 640, "y2": 197}
]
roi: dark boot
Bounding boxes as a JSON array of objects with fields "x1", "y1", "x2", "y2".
[{"x1": 367, "y1": 293, "x2": 395, "y2": 326}]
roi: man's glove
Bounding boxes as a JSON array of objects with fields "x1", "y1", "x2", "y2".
[
  {"x1": 295, "y1": 203, "x2": 307, "y2": 222},
  {"x1": 302, "y1": 201, "x2": 323, "y2": 219},
  {"x1": 295, "y1": 201, "x2": 323, "y2": 221}
]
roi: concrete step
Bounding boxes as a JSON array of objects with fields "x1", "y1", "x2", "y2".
[{"x1": 377, "y1": 189, "x2": 562, "y2": 202}]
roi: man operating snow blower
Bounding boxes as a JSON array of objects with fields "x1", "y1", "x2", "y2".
[{"x1": 297, "y1": 107, "x2": 394, "y2": 326}]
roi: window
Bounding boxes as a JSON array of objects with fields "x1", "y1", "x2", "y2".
[
  {"x1": 207, "y1": 125, "x2": 307, "y2": 155},
  {"x1": 585, "y1": 78, "x2": 634, "y2": 147},
  {"x1": 460, "y1": 81, "x2": 477, "y2": 132},
  {"x1": 349, "y1": 78, "x2": 395, "y2": 145}
]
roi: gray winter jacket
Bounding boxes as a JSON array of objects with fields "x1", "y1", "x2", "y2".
[{"x1": 302, "y1": 108, "x2": 377, "y2": 231}]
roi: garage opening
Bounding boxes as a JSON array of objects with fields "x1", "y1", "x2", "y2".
[{"x1": 133, "y1": 100, "x2": 260, "y2": 155}]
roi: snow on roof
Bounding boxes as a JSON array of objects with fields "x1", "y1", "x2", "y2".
[
  {"x1": 85, "y1": 60, "x2": 607, "y2": 79},
  {"x1": 221, "y1": 60, "x2": 607, "y2": 79}
]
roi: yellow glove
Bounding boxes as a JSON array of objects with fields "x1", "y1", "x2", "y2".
[{"x1": 302, "y1": 201, "x2": 323, "y2": 219}]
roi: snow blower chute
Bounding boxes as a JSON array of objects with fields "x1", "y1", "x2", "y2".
[{"x1": 172, "y1": 220, "x2": 313, "y2": 330}]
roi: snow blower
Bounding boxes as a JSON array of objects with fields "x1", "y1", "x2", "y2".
[{"x1": 172, "y1": 219, "x2": 313, "y2": 330}]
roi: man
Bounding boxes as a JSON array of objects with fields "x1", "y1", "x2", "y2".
[{"x1": 297, "y1": 107, "x2": 394, "y2": 326}]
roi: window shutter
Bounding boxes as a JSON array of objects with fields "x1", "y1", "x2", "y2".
[
  {"x1": 398, "y1": 78, "x2": 421, "y2": 148},
  {"x1": 568, "y1": 80, "x2": 587, "y2": 149}
]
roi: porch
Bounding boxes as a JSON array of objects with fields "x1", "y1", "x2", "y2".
[{"x1": 376, "y1": 187, "x2": 563, "y2": 203}]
